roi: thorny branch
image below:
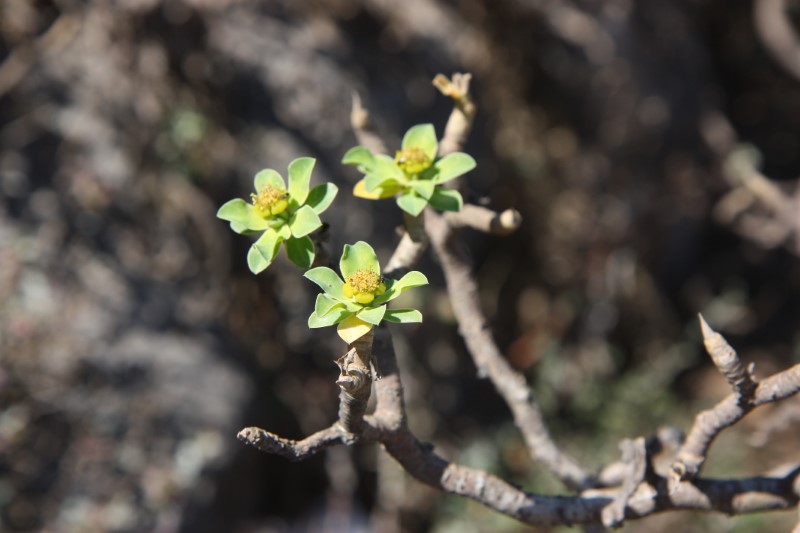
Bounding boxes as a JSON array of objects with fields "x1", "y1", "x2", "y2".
[{"x1": 237, "y1": 73, "x2": 800, "y2": 528}]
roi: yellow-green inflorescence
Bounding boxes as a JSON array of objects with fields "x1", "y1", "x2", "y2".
[
  {"x1": 394, "y1": 147, "x2": 432, "y2": 175},
  {"x1": 343, "y1": 269, "x2": 386, "y2": 304},
  {"x1": 251, "y1": 186, "x2": 289, "y2": 217},
  {"x1": 343, "y1": 123, "x2": 475, "y2": 217}
]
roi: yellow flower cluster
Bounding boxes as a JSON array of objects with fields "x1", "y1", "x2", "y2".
[
  {"x1": 343, "y1": 269, "x2": 386, "y2": 304},
  {"x1": 394, "y1": 147, "x2": 432, "y2": 175},
  {"x1": 251, "y1": 186, "x2": 289, "y2": 216}
]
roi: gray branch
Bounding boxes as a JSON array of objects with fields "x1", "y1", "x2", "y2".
[
  {"x1": 672, "y1": 356, "x2": 800, "y2": 480},
  {"x1": 426, "y1": 209, "x2": 593, "y2": 490}
]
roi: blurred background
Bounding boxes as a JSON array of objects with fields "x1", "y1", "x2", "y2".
[{"x1": 2, "y1": 0, "x2": 800, "y2": 531}]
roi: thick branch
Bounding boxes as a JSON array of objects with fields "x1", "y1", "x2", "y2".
[{"x1": 426, "y1": 210, "x2": 592, "y2": 490}]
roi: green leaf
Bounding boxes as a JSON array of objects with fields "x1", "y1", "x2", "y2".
[
  {"x1": 285, "y1": 235, "x2": 315, "y2": 268},
  {"x1": 428, "y1": 188, "x2": 463, "y2": 212},
  {"x1": 342, "y1": 146, "x2": 375, "y2": 170},
  {"x1": 396, "y1": 192, "x2": 428, "y2": 217},
  {"x1": 315, "y1": 293, "x2": 343, "y2": 317},
  {"x1": 357, "y1": 304, "x2": 386, "y2": 325},
  {"x1": 306, "y1": 183, "x2": 338, "y2": 214},
  {"x1": 340, "y1": 241, "x2": 380, "y2": 278},
  {"x1": 383, "y1": 308, "x2": 423, "y2": 323},
  {"x1": 402, "y1": 124, "x2": 438, "y2": 161},
  {"x1": 254, "y1": 169, "x2": 285, "y2": 191},
  {"x1": 217, "y1": 199, "x2": 271, "y2": 233},
  {"x1": 288, "y1": 157, "x2": 315, "y2": 205},
  {"x1": 377, "y1": 270, "x2": 428, "y2": 303},
  {"x1": 372, "y1": 154, "x2": 407, "y2": 182},
  {"x1": 410, "y1": 180, "x2": 435, "y2": 200},
  {"x1": 288, "y1": 205, "x2": 322, "y2": 238},
  {"x1": 247, "y1": 229, "x2": 282, "y2": 274},
  {"x1": 308, "y1": 308, "x2": 353, "y2": 328},
  {"x1": 304, "y1": 267, "x2": 347, "y2": 301},
  {"x1": 432, "y1": 153, "x2": 476, "y2": 184}
]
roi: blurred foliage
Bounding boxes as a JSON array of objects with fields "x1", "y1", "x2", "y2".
[{"x1": 1, "y1": 0, "x2": 800, "y2": 532}]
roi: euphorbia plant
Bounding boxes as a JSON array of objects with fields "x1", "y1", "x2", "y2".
[
  {"x1": 217, "y1": 157, "x2": 337, "y2": 273},
  {"x1": 342, "y1": 124, "x2": 476, "y2": 216},
  {"x1": 304, "y1": 241, "x2": 428, "y2": 344}
]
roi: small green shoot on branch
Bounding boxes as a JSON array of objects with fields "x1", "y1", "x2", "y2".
[{"x1": 304, "y1": 241, "x2": 428, "y2": 344}]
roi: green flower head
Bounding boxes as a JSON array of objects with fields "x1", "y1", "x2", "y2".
[
  {"x1": 342, "y1": 123, "x2": 476, "y2": 217},
  {"x1": 217, "y1": 157, "x2": 338, "y2": 273},
  {"x1": 304, "y1": 241, "x2": 428, "y2": 344}
]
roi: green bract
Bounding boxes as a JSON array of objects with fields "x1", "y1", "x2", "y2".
[
  {"x1": 342, "y1": 123, "x2": 476, "y2": 216},
  {"x1": 217, "y1": 157, "x2": 338, "y2": 273},
  {"x1": 304, "y1": 241, "x2": 428, "y2": 344}
]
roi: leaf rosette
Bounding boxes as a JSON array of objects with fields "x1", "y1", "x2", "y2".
[
  {"x1": 342, "y1": 124, "x2": 476, "y2": 216},
  {"x1": 217, "y1": 157, "x2": 338, "y2": 273},
  {"x1": 304, "y1": 241, "x2": 428, "y2": 344}
]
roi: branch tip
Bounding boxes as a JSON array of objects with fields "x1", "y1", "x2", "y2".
[
  {"x1": 697, "y1": 313, "x2": 713, "y2": 340},
  {"x1": 350, "y1": 91, "x2": 367, "y2": 128},
  {"x1": 445, "y1": 205, "x2": 522, "y2": 235},
  {"x1": 349, "y1": 91, "x2": 387, "y2": 154},
  {"x1": 496, "y1": 208, "x2": 522, "y2": 234}
]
